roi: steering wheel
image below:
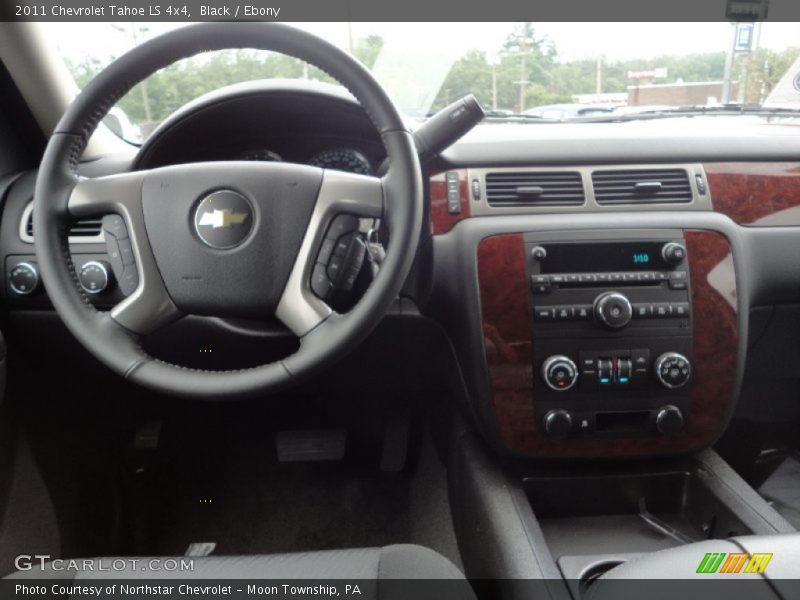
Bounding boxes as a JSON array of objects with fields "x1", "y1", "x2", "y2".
[{"x1": 33, "y1": 23, "x2": 422, "y2": 399}]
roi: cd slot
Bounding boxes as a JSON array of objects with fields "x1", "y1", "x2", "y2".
[
  {"x1": 549, "y1": 271, "x2": 669, "y2": 285},
  {"x1": 557, "y1": 279, "x2": 661, "y2": 289},
  {"x1": 530, "y1": 270, "x2": 688, "y2": 294}
]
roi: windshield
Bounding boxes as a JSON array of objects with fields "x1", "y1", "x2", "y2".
[{"x1": 46, "y1": 22, "x2": 800, "y2": 142}]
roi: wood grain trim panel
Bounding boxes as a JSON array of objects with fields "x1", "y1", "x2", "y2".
[
  {"x1": 429, "y1": 170, "x2": 470, "y2": 235},
  {"x1": 477, "y1": 231, "x2": 738, "y2": 457},
  {"x1": 477, "y1": 234, "x2": 536, "y2": 452},
  {"x1": 706, "y1": 162, "x2": 800, "y2": 226}
]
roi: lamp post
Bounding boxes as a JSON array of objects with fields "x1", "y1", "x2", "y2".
[
  {"x1": 489, "y1": 54, "x2": 500, "y2": 110},
  {"x1": 112, "y1": 24, "x2": 152, "y2": 122}
]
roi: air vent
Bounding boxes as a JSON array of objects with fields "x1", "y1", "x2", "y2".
[
  {"x1": 592, "y1": 169, "x2": 692, "y2": 205},
  {"x1": 21, "y1": 203, "x2": 104, "y2": 243},
  {"x1": 485, "y1": 171, "x2": 585, "y2": 207}
]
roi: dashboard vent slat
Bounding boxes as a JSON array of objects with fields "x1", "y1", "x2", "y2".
[
  {"x1": 24, "y1": 209, "x2": 103, "y2": 240},
  {"x1": 485, "y1": 171, "x2": 585, "y2": 207},
  {"x1": 592, "y1": 168, "x2": 692, "y2": 205}
]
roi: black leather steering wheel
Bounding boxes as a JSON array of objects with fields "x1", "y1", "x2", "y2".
[{"x1": 33, "y1": 23, "x2": 422, "y2": 399}]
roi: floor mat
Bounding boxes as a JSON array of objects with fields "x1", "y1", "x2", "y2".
[
  {"x1": 150, "y1": 422, "x2": 462, "y2": 569},
  {"x1": 758, "y1": 454, "x2": 800, "y2": 529}
]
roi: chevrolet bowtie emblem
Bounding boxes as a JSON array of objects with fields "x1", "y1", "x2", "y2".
[
  {"x1": 197, "y1": 208, "x2": 249, "y2": 229},
  {"x1": 193, "y1": 190, "x2": 254, "y2": 249}
]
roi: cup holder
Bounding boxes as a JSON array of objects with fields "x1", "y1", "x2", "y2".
[{"x1": 579, "y1": 561, "x2": 625, "y2": 597}]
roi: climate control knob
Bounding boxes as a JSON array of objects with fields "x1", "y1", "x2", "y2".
[
  {"x1": 78, "y1": 261, "x2": 113, "y2": 295},
  {"x1": 541, "y1": 355, "x2": 579, "y2": 392},
  {"x1": 9, "y1": 262, "x2": 39, "y2": 295},
  {"x1": 543, "y1": 409, "x2": 573, "y2": 437},
  {"x1": 594, "y1": 292, "x2": 633, "y2": 328},
  {"x1": 654, "y1": 352, "x2": 691, "y2": 389},
  {"x1": 655, "y1": 405, "x2": 685, "y2": 435}
]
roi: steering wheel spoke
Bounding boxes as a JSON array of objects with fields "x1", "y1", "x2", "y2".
[
  {"x1": 276, "y1": 169, "x2": 383, "y2": 337},
  {"x1": 69, "y1": 172, "x2": 181, "y2": 334}
]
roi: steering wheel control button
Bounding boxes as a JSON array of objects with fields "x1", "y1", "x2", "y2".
[
  {"x1": 117, "y1": 238, "x2": 135, "y2": 266},
  {"x1": 102, "y1": 214, "x2": 139, "y2": 296},
  {"x1": 327, "y1": 254, "x2": 344, "y2": 280},
  {"x1": 102, "y1": 214, "x2": 128, "y2": 240},
  {"x1": 541, "y1": 355, "x2": 579, "y2": 392},
  {"x1": 9, "y1": 262, "x2": 39, "y2": 295},
  {"x1": 120, "y1": 266, "x2": 139, "y2": 296},
  {"x1": 654, "y1": 352, "x2": 692, "y2": 389},
  {"x1": 312, "y1": 214, "x2": 369, "y2": 300},
  {"x1": 311, "y1": 264, "x2": 333, "y2": 298},
  {"x1": 328, "y1": 235, "x2": 366, "y2": 290},
  {"x1": 78, "y1": 261, "x2": 112, "y2": 294},
  {"x1": 334, "y1": 233, "x2": 354, "y2": 257},
  {"x1": 327, "y1": 214, "x2": 359, "y2": 240},
  {"x1": 193, "y1": 190, "x2": 254, "y2": 250},
  {"x1": 340, "y1": 237, "x2": 367, "y2": 291},
  {"x1": 593, "y1": 291, "x2": 633, "y2": 328},
  {"x1": 317, "y1": 238, "x2": 336, "y2": 264}
]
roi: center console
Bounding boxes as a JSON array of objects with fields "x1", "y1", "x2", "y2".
[{"x1": 476, "y1": 228, "x2": 738, "y2": 458}]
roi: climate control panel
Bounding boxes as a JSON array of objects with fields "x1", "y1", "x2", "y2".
[
  {"x1": 543, "y1": 350, "x2": 691, "y2": 392},
  {"x1": 4, "y1": 254, "x2": 128, "y2": 307}
]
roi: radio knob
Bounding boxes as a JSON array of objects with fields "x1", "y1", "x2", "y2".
[
  {"x1": 654, "y1": 352, "x2": 691, "y2": 389},
  {"x1": 655, "y1": 405, "x2": 685, "y2": 435},
  {"x1": 543, "y1": 409, "x2": 573, "y2": 437},
  {"x1": 593, "y1": 292, "x2": 633, "y2": 328},
  {"x1": 541, "y1": 355, "x2": 579, "y2": 392},
  {"x1": 530, "y1": 245, "x2": 547, "y2": 261},
  {"x1": 662, "y1": 242, "x2": 687, "y2": 265}
]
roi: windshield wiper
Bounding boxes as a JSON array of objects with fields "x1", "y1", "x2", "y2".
[
  {"x1": 577, "y1": 103, "x2": 800, "y2": 123},
  {"x1": 483, "y1": 110, "x2": 555, "y2": 122}
]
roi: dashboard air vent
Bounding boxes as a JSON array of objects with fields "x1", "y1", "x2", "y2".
[
  {"x1": 592, "y1": 168, "x2": 692, "y2": 205},
  {"x1": 23, "y1": 206, "x2": 103, "y2": 242},
  {"x1": 485, "y1": 171, "x2": 585, "y2": 207}
]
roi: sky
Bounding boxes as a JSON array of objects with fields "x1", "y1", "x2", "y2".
[{"x1": 45, "y1": 22, "x2": 800, "y2": 64}]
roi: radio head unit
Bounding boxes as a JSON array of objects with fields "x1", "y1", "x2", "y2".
[{"x1": 525, "y1": 232, "x2": 693, "y2": 438}]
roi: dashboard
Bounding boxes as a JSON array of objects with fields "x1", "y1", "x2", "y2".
[
  {"x1": 3, "y1": 80, "x2": 800, "y2": 461},
  {"x1": 133, "y1": 80, "x2": 386, "y2": 175}
]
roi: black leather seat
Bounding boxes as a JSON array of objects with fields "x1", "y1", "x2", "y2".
[{"x1": 8, "y1": 545, "x2": 476, "y2": 599}]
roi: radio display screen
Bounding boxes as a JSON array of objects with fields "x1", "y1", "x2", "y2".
[{"x1": 540, "y1": 242, "x2": 673, "y2": 273}]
